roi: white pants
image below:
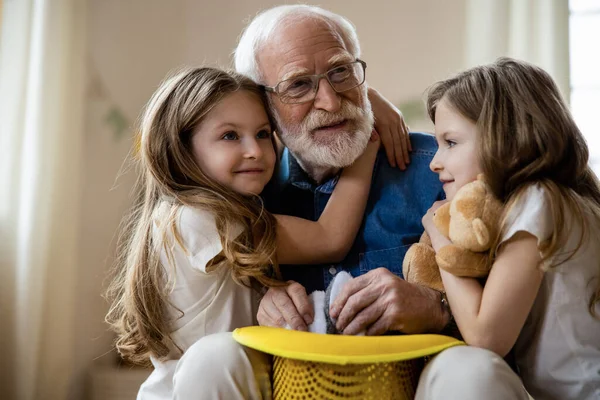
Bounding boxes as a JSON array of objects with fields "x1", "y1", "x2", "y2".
[
  {"x1": 139, "y1": 334, "x2": 528, "y2": 400},
  {"x1": 415, "y1": 346, "x2": 531, "y2": 400},
  {"x1": 137, "y1": 332, "x2": 272, "y2": 400}
]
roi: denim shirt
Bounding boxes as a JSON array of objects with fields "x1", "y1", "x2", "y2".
[{"x1": 267, "y1": 132, "x2": 444, "y2": 293}]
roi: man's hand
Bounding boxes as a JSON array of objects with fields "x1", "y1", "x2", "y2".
[
  {"x1": 329, "y1": 268, "x2": 446, "y2": 335},
  {"x1": 368, "y1": 87, "x2": 411, "y2": 170},
  {"x1": 257, "y1": 281, "x2": 314, "y2": 331}
]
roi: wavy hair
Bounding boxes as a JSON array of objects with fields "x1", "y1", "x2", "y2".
[
  {"x1": 426, "y1": 57, "x2": 600, "y2": 317},
  {"x1": 105, "y1": 67, "x2": 283, "y2": 366}
]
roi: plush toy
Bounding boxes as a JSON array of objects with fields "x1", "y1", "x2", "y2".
[
  {"x1": 402, "y1": 175, "x2": 503, "y2": 292},
  {"x1": 285, "y1": 271, "x2": 364, "y2": 334}
]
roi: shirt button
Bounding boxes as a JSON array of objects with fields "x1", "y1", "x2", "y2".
[{"x1": 329, "y1": 267, "x2": 337, "y2": 276}]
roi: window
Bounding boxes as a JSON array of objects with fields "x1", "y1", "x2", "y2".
[{"x1": 569, "y1": 0, "x2": 600, "y2": 172}]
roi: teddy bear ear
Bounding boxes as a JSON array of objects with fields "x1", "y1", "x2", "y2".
[
  {"x1": 477, "y1": 174, "x2": 486, "y2": 182},
  {"x1": 472, "y1": 218, "x2": 490, "y2": 246}
]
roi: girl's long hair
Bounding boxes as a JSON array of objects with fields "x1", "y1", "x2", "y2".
[
  {"x1": 426, "y1": 57, "x2": 600, "y2": 317},
  {"x1": 105, "y1": 67, "x2": 283, "y2": 366}
]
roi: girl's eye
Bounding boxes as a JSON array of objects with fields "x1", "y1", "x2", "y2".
[
  {"x1": 257, "y1": 130, "x2": 272, "y2": 139},
  {"x1": 222, "y1": 131, "x2": 238, "y2": 140},
  {"x1": 445, "y1": 139, "x2": 456, "y2": 148}
]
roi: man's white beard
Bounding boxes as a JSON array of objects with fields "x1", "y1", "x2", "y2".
[{"x1": 272, "y1": 92, "x2": 374, "y2": 169}]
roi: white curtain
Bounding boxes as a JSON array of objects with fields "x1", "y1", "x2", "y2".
[
  {"x1": 464, "y1": 0, "x2": 570, "y2": 99},
  {"x1": 0, "y1": 0, "x2": 87, "y2": 399}
]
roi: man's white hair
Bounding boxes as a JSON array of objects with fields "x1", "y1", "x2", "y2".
[{"x1": 234, "y1": 5, "x2": 361, "y2": 82}]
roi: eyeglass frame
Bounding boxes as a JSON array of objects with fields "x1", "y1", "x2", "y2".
[{"x1": 260, "y1": 59, "x2": 367, "y2": 104}]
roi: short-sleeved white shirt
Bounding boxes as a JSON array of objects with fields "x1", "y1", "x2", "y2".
[
  {"x1": 501, "y1": 185, "x2": 600, "y2": 400},
  {"x1": 138, "y1": 203, "x2": 259, "y2": 399},
  {"x1": 153, "y1": 201, "x2": 258, "y2": 353}
]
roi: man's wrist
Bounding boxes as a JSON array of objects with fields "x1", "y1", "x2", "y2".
[
  {"x1": 437, "y1": 290, "x2": 461, "y2": 338},
  {"x1": 439, "y1": 291, "x2": 452, "y2": 328},
  {"x1": 430, "y1": 289, "x2": 449, "y2": 332},
  {"x1": 422, "y1": 286, "x2": 449, "y2": 333}
]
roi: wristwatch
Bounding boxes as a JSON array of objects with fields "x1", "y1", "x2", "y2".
[
  {"x1": 439, "y1": 291, "x2": 461, "y2": 339},
  {"x1": 440, "y1": 291, "x2": 451, "y2": 315}
]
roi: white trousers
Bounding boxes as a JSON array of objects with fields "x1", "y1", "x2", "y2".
[
  {"x1": 137, "y1": 332, "x2": 272, "y2": 400},
  {"x1": 415, "y1": 346, "x2": 531, "y2": 400},
  {"x1": 138, "y1": 333, "x2": 529, "y2": 400}
]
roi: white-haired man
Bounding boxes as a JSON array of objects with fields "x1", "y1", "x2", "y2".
[
  {"x1": 137, "y1": 5, "x2": 531, "y2": 399},
  {"x1": 234, "y1": 5, "x2": 529, "y2": 400}
]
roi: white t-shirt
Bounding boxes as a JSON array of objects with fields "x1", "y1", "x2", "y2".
[
  {"x1": 153, "y1": 202, "x2": 259, "y2": 354},
  {"x1": 137, "y1": 203, "x2": 260, "y2": 400},
  {"x1": 501, "y1": 184, "x2": 600, "y2": 400}
]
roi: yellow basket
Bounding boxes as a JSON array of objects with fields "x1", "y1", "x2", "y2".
[
  {"x1": 272, "y1": 355, "x2": 424, "y2": 399},
  {"x1": 233, "y1": 326, "x2": 464, "y2": 400}
]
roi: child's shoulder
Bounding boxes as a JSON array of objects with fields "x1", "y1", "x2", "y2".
[
  {"x1": 503, "y1": 183, "x2": 552, "y2": 243},
  {"x1": 153, "y1": 202, "x2": 219, "y2": 248},
  {"x1": 154, "y1": 201, "x2": 216, "y2": 230},
  {"x1": 512, "y1": 183, "x2": 547, "y2": 209},
  {"x1": 177, "y1": 204, "x2": 244, "y2": 245},
  {"x1": 178, "y1": 204, "x2": 218, "y2": 231}
]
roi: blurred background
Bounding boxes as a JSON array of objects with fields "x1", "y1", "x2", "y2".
[{"x1": 0, "y1": 0, "x2": 598, "y2": 399}]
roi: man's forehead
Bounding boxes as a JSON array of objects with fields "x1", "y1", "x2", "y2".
[
  {"x1": 278, "y1": 52, "x2": 355, "y2": 81},
  {"x1": 258, "y1": 18, "x2": 353, "y2": 83}
]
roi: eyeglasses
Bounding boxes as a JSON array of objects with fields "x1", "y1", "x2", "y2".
[{"x1": 262, "y1": 60, "x2": 367, "y2": 104}]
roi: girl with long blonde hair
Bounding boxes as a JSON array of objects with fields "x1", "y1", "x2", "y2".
[
  {"x1": 422, "y1": 57, "x2": 600, "y2": 399},
  {"x1": 105, "y1": 67, "x2": 380, "y2": 398}
]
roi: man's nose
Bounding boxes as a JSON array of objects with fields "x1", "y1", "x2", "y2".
[{"x1": 313, "y1": 77, "x2": 342, "y2": 113}]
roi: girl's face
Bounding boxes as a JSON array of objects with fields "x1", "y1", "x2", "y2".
[
  {"x1": 430, "y1": 97, "x2": 482, "y2": 201},
  {"x1": 191, "y1": 91, "x2": 276, "y2": 195}
]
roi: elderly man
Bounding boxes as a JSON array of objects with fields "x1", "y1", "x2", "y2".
[
  {"x1": 151, "y1": 5, "x2": 530, "y2": 400},
  {"x1": 234, "y1": 5, "x2": 444, "y2": 337}
]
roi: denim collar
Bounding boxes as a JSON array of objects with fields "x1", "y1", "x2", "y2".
[
  {"x1": 280, "y1": 148, "x2": 340, "y2": 194},
  {"x1": 280, "y1": 148, "x2": 385, "y2": 195}
]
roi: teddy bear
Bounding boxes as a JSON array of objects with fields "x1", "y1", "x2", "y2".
[{"x1": 402, "y1": 175, "x2": 503, "y2": 292}]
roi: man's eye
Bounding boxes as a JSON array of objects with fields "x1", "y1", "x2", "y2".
[
  {"x1": 446, "y1": 139, "x2": 456, "y2": 148},
  {"x1": 289, "y1": 78, "x2": 311, "y2": 89},
  {"x1": 222, "y1": 131, "x2": 238, "y2": 140},
  {"x1": 329, "y1": 66, "x2": 351, "y2": 82},
  {"x1": 283, "y1": 78, "x2": 312, "y2": 97},
  {"x1": 257, "y1": 130, "x2": 271, "y2": 139}
]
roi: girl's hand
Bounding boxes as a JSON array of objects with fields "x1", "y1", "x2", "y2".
[
  {"x1": 422, "y1": 200, "x2": 452, "y2": 252},
  {"x1": 368, "y1": 87, "x2": 411, "y2": 170},
  {"x1": 366, "y1": 129, "x2": 381, "y2": 152},
  {"x1": 349, "y1": 130, "x2": 380, "y2": 169}
]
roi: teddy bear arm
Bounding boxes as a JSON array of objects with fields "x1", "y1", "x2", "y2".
[
  {"x1": 402, "y1": 232, "x2": 431, "y2": 279},
  {"x1": 402, "y1": 241, "x2": 444, "y2": 292},
  {"x1": 436, "y1": 245, "x2": 491, "y2": 278}
]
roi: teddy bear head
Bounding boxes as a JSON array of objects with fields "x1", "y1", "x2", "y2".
[{"x1": 441, "y1": 175, "x2": 503, "y2": 252}]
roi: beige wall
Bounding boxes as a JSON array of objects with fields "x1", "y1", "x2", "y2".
[{"x1": 73, "y1": 0, "x2": 467, "y2": 398}]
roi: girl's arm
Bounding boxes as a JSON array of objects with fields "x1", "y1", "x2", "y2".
[
  {"x1": 274, "y1": 135, "x2": 380, "y2": 265},
  {"x1": 423, "y1": 202, "x2": 544, "y2": 357}
]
